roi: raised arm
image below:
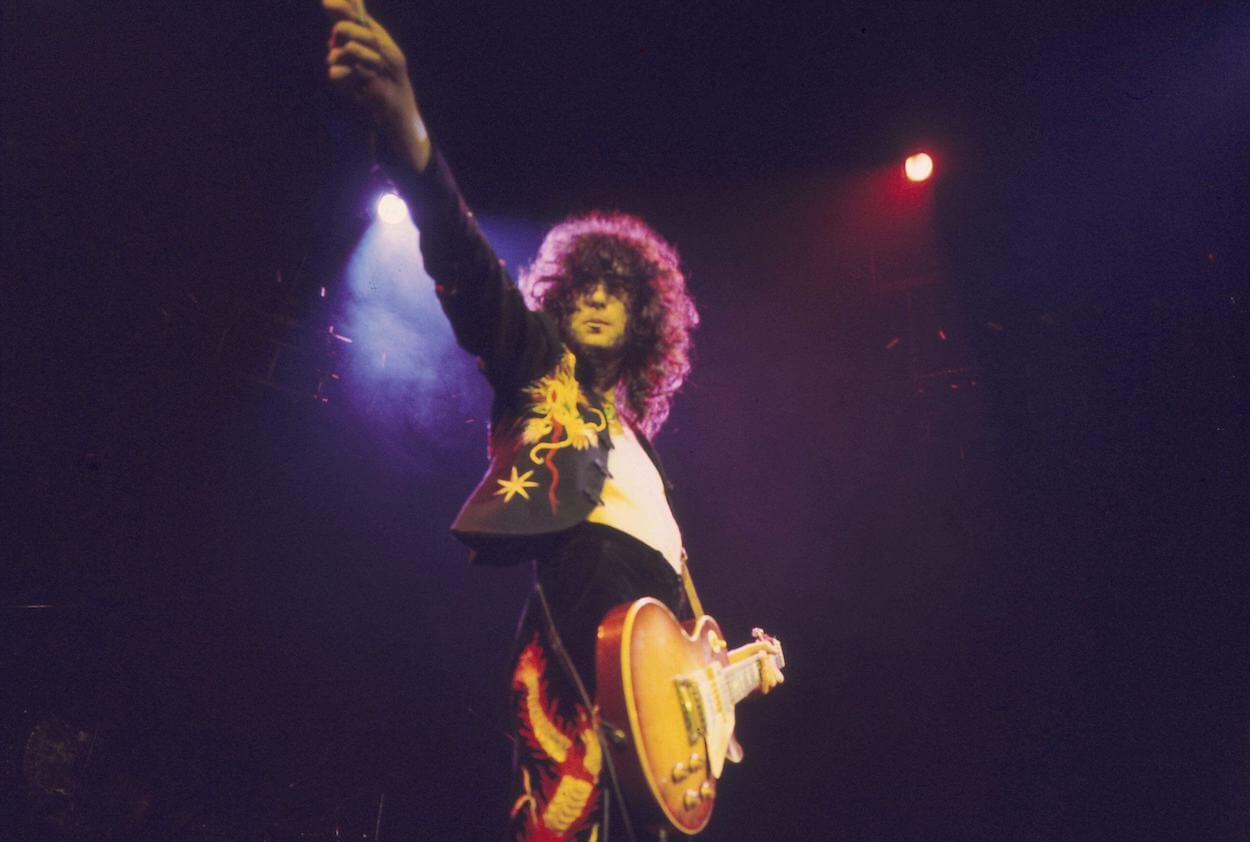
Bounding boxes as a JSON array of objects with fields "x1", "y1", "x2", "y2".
[
  {"x1": 322, "y1": 1, "x2": 559, "y2": 395},
  {"x1": 323, "y1": 0, "x2": 430, "y2": 173}
]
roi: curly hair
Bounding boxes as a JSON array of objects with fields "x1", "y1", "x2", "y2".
[{"x1": 519, "y1": 211, "x2": 698, "y2": 438}]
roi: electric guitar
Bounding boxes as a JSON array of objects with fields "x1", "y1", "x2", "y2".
[{"x1": 595, "y1": 598, "x2": 785, "y2": 836}]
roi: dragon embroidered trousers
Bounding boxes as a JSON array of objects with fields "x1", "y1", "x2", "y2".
[{"x1": 507, "y1": 523, "x2": 685, "y2": 841}]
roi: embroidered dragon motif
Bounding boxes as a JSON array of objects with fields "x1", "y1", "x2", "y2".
[
  {"x1": 510, "y1": 634, "x2": 602, "y2": 839},
  {"x1": 495, "y1": 349, "x2": 607, "y2": 512}
]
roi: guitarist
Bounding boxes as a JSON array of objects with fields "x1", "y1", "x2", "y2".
[{"x1": 322, "y1": 4, "x2": 782, "y2": 839}]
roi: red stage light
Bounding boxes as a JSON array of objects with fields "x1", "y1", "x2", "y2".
[{"x1": 904, "y1": 152, "x2": 934, "y2": 182}]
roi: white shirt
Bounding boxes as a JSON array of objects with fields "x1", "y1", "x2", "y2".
[{"x1": 585, "y1": 421, "x2": 684, "y2": 574}]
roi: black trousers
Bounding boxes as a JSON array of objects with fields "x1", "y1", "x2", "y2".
[{"x1": 505, "y1": 523, "x2": 685, "y2": 841}]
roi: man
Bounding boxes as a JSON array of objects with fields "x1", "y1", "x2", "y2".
[{"x1": 322, "y1": 4, "x2": 776, "y2": 838}]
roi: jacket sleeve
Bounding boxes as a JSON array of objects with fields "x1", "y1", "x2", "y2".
[{"x1": 383, "y1": 145, "x2": 560, "y2": 396}]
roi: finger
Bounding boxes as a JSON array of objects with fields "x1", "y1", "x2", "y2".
[
  {"x1": 323, "y1": 0, "x2": 367, "y2": 23},
  {"x1": 328, "y1": 62, "x2": 378, "y2": 85},
  {"x1": 327, "y1": 41, "x2": 384, "y2": 73},
  {"x1": 321, "y1": 0, "x2": 360, "y2": 23},
  {"x1": 330, "y1": 20, "x2": 381, "y2": 51},
  {"x1": 327, "y1": 64, "x2": 379, "y2": 97}
]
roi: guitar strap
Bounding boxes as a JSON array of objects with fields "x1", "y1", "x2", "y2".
[
  {"x1": 681, "y1": 555, "x2": 746, "y2": 765},
  {"x1": 680, "y1": 550, "x2": 706, "y2": 619}
]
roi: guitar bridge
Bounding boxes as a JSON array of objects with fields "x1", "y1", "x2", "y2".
[{"x1": 674, "y1": 678, "x2": 706, "y2": 745}]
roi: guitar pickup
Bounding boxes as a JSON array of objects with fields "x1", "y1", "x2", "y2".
[{"x1": 673, "y1": 678, "x2": 706, "y2": 745}]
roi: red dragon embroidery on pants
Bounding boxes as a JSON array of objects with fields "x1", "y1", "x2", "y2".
[{"x1": 510, "y1": 634, "x2": 602, "y2": 840}]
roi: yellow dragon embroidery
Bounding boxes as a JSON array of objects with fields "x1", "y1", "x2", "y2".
[
  {"x1": 522, "y1": 349, "x2": 607, "y2": 460},
  {"x1": 496, "y1": 349, "x2": 608, "y2": 512}
]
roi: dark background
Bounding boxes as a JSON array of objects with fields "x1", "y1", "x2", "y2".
[{"x1": 3, "y1": 2, "x2": 1248, "y2": 840}]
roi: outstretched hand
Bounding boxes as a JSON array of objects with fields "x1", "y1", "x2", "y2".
[{"x1": 322, "y1": 0, "x2": 430, "y2": 171}]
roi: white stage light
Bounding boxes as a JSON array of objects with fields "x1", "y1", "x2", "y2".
[{"x1": 376, "y1": 192, "x2": 410, "y2": 224}]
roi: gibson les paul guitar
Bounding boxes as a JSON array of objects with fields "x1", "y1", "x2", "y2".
[{"x1": 595, "y1": 598, "x2": 785, "y2": 836}]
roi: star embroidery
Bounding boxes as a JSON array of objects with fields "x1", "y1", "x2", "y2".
[{"x1": 495, "y1": 466, "x2": 539, "y2": 503}]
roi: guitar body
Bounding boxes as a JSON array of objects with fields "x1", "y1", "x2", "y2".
[{"x1": 595, "y1": 598, "x2": 735, "y2": 836}]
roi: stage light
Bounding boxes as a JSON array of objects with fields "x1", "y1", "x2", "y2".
[
  {"x1": 904, "y1": 152, "x2": 934, "y2": 183},
  {"x1": 376, "y1": 192, "x2": 410, "y2": 224}
]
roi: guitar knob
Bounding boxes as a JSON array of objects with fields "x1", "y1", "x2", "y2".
[
  {"x1": 671, "y1": 762, "x2": 689, "y2": 782},
  {"x1": 687, "y1": 752, "x2": 704, "y2": 772},
  {"x1": 683, "y1": 789, "x2": 701, "y2": 810},
  {"x1": 699, "y1": 780, "x2": 715, "y2": 800}
]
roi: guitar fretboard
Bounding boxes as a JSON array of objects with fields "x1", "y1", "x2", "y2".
[{"x1": 722, "y1": 655, "x2": 766, "y2": 706}]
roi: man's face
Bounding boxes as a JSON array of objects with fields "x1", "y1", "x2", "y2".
[{"x1": 565, "y1": 279, "x2": 631, "y2": 355}]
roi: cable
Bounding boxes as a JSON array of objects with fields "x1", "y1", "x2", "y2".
[{"x1": 534, "y1": 580, "x2": 641, "y2": 842}]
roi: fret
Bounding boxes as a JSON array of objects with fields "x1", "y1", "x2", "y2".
[
  {"x1": 722, "y1": 654, "x2": 765, "y2": 706},
  {"x1": 682, "y1": 646, "x2": 780, "y2": 714}
]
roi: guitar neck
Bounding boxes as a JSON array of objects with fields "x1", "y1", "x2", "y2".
[{"x1": 722, "y1": 651, "x2": 774, "y2": 706}]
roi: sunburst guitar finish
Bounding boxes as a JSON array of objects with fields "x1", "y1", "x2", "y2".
[{"x1": 595, "y1": 598, "x2": 784, "y2": 836}]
